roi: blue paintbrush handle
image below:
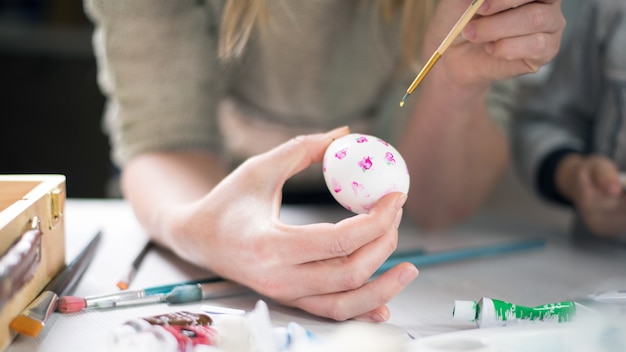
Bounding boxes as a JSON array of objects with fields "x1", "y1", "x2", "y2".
[
  {"x1": 375, "y1": 237, "x2": 546, "y2": 276},
  {"x1": 143, "y1": 277, "x2": 223, "y2": 295}
]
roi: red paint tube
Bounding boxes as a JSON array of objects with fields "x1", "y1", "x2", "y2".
[{"x1": 108, "y1": 311, "x2": 219, "y2": 352}]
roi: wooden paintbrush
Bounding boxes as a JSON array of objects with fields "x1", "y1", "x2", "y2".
[
  {"x1": 400, "y1": 0, "x2": 486, "y2": 107},
  {"x1": 116, "y1": 240, "x2": 153, "y2": 290}
]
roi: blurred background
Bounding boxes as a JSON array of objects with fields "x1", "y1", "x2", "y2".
[
  {"x1": 0, "y1": 0, "x2": 583, "y2": 229},
  {"x1": 0, "y1": 1, "x2": 109, "y2": 198}
]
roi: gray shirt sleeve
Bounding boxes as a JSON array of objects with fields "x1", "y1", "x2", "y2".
[
  {"x1": 511, "y1": 1, "x2": 601, "y2": 196},
  {"x1": 85, "y1": 0, "x2": 223, "y2": 167}
]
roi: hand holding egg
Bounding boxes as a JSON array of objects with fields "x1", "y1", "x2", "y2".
[{"x1": 323, "y1": 133, "x2": 410, "y2": 214}]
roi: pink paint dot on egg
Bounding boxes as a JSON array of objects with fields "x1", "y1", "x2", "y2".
[
  {"x1": 358, "y1": 156, "x2": 373, "y2": 172},
  {"x1": 332, "y1": 178, "x2": 342, "y2": 193},
  {"x1": 385, "y1": 152, "x2": 396, "y2": 165},
  {"x1": 335, "y1": 148, "x2": 348, "y2": 160}
]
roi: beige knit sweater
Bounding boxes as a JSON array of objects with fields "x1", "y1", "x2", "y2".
[{"x1": 85, "y1": 0, "x2": 512, "y2": 180}]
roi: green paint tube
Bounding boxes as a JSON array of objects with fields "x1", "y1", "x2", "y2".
[{"x1": 453, "y1": 297, "x2": 577, "y2": 328}]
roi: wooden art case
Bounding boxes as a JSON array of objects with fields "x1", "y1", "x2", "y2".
[{"x1": 0, "y1": 175, "x2": 66, "y2": 350}]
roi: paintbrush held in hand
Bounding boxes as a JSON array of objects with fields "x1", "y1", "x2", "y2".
[{"x1": 399, "y1": 0, "x2": 486, "y2": 107}]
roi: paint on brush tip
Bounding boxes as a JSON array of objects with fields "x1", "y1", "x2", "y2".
[
  {"x1": 399, "y1": 92, "x2": 409, "y2": 107},
  {"x1": 453, "y1": 297, "x2": 577, "y2": 328}
]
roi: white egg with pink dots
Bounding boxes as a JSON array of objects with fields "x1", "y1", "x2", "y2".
[{"x1": 322, "y1": 133, "x2": 410, "y2": 214}]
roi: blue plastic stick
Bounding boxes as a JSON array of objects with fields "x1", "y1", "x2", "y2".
[{"x1": 375, "y1": 237, "x2": 546, "y2": 276}]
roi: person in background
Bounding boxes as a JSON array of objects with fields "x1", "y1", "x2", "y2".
[
  {"x1": 513, "y1": 0, "x2": 626, "y2": 242},
  {"x1": 85, "y1": 0, "x2": 565, "y2": 322}
]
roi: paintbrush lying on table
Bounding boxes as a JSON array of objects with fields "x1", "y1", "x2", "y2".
[
  {"x1": 58, "y1": 278, "x2": 251, "y2": 313},
  {"x1": 116, "y1": 240, "x2": 153, "y2": 290},
  {"x1": 10, "y1": 230, "x2": 102, "y2": 337}
]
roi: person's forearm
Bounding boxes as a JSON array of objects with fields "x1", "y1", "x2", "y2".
[
  {"x1": 399, "y1": 73, "x2": 508, "y2": 230},
  {"x1": 120, "y1": 150, "x2": 228, "y2": 247}
]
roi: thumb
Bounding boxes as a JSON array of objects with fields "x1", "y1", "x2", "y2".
[
  {"x1": 257, "y1": 126, "x2": 350, "y2": 184},
  {"x1": 590, "y1": 159, "x2": 622, "y2": 197}
]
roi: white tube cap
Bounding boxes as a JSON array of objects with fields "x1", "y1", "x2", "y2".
[{"x1": 453, "y1": 300, "x2": 477, "y2": 322}]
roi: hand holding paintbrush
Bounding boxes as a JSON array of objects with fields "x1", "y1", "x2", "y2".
[
  {"x1": 400, "y1": 0, "x2": 485, "y2": 107},
  {"x1": 400, "y1": 0, "x2": 565, "y2": 107}
]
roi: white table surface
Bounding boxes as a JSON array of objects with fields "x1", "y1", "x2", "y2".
[{"x1": 6, "y1": 199, "x2": 626, "y2": 351}]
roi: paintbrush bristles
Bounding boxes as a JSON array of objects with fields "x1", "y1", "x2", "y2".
[
  {"x1": 57, "y1": 296, "x2": 87, "y2": 314},
  {"x1": 399, "y1": 0, "x2": 485, "y2": 106},
  {"x1": 399, "y1": 93, "x2": 409, "y2": 107},
  {"x1": 400, "y1": 51, "x2": 443, "y2": 107},
  {"x1": 8, "y1": 316, "x2": 43, "y2": 337},
  {"x1": 117, "y1": 241, "x2": 152, "y2": 290},
  {"x1": 116, "y1": 279, "x2": 131, "y2": 291}
]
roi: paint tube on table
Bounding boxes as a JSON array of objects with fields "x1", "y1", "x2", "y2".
[
  {"x1": 108, "y1": 311, "x2": 219, "y2": 352},
  {"x1": 107, "y1": 301, "x2": 318, "y2": 352},
  {"x1": 452, "y1": 297, "x2": 577, "y2": 328},
  {"x1": 213, "y1": 300, "x2": 318, "y2": 352}
]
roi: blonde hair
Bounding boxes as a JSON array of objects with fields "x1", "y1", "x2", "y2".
[{"x1": 218, "y1": 0, "x2": 436, "y2": 68}]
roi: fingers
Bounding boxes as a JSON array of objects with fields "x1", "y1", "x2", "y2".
[
  {"x1": 275, "y1": 193, "x2": 406, "y2": 264},
  {"x1": 291, "y1": 262, "x2": 418, "y2": 322},
  {"x1": 252, "y1": 193, "x2": 405, "y2": 301},
  {"x1": 468, "y1": 0, "x2": 564, "y2": 41},
  {"x1": 575, "y1": 167, "x2": 595, "y2": 204},
  {"x1": 252, "y1": 126, "x2": 350, "y2": 184},
  {"x1": 262, "y1": 194, "x2": 404, "y2": 297},
  {"x1": 287, "y1": 207, "x2": 404, "y2": 298},
  {"x1": 572, "y1": 157, "x2": 626, "y2": 237},
  {"x1": 354, "y1": 305, "x2": 391, "y2": 323},
  {"x1": 472, "y1": 1, "x2": 563, "y2": 36},
  {"x1": 477, "y1": 0, "x2": 561, "y2": 17},
  {"x1": 573, "y1": 160, "x2": 619, "y2": 204},
  {"x1": 588, "y1": 158, "x2": 622, "y2": 196},
  {"x1": 463, "y1": 1, "x2": 564, "y2": 63}
]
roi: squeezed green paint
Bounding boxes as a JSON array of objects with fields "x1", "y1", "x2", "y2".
[{"x1": 485, "y1": 298, "x2": 577, "y2": 323}]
